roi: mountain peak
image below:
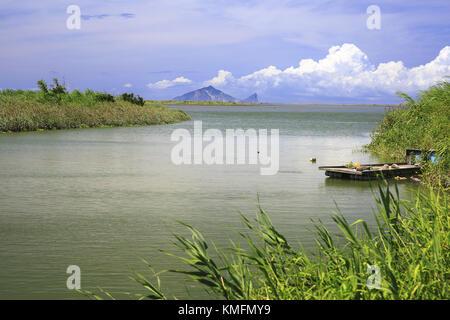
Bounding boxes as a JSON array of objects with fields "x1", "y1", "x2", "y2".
[
  {"x1": 173, "y1": 86, "x2": 237, "y2": 102},
  {"x1": 241, "y1": 93, "x2": 258, "y2": 103},
  {"x1": 173, "y1": 87, "x2": 259, "y2": 103}
]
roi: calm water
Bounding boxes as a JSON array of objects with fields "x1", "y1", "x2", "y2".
[{"x1": 0, "y1": 104, "x2": 416, "y2": 299}]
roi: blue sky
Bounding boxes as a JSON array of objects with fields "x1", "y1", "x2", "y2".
[{"x1": 0, "y1": 0, "x2": 449, "y2": 103}]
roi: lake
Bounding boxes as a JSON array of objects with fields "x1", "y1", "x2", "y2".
[{"x1": 0, "y1": 104, "x2": 417, "y2": 299}]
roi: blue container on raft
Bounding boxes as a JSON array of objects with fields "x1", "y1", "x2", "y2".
[{"x1": 406, "y1": 149, "x2": 441, "y2": 165}]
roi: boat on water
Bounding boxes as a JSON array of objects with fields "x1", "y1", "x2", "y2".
[
  {"x1": 318, "y1": 162, "x2": 420, "y2": 180},
  {"x1": 318, "y1": 149, "x2": 439, "y2": 181}
]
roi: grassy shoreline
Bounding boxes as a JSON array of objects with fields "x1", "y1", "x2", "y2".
[
  {"x1": 0, "y1": 88, "x2": 191, "y2": 133},
  {"x1": 365, "y1": 81, "x2": 449, "y2": 188},
  {"x1": 153, "y1": 100, "x2": 397, "y2": 107}
]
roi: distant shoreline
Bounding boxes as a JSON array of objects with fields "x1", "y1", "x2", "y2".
[
  {"x1": 153, "y1": 100, "x2": 399, "y2": 107},
  {"x1": 148, "y1": 100, "x2": 264, "y2": 106}
]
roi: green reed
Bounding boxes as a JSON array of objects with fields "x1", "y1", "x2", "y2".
[
  {"x1": 82, "y1": 181, "x2": 449, "y2": 300},
  {"x1": 366, "y1": 81, "x2": 449, "y2": 188}
]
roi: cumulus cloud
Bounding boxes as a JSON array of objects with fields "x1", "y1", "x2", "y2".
[
  {"x1": 147, "y1": 76, "x2": 192, "y2": 89},
  {"x1": 203, "y1": 70, "x2": 233, "y2": 87},
  {"x1": 203, "y1": 43, "x2": 450, "y2": 99},
  {"x1": 124, "y1": 83, "x2": 132, "y2": 88}
]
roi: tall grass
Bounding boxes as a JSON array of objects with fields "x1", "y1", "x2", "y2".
[
  {"x1": 83, "y1": 181, "x2": 449, "y2": 300},
  {"x1": 0, "y1": 84, "x2": 191, "y2": 132},
  {"x1": 366, "y1": 81, "x2": 450, "y2": 187}
]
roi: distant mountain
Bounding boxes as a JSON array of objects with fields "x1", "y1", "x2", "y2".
[
  {"x1": 172, "y1": 86, "x2": 259, "y2": 103},
  {"x1": 173, "y1": 86, "x2": 237, "y2": 102},
  {"x1": 241, "y1": 93, "x2": 258, "y2": 103}
]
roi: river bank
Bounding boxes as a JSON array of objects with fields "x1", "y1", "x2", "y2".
[
  {"x1": 365, "y1": 81, "x2": 449, "y2": 188},
  {"x1": 0, "y1": 88, "x2": 191, "y2": 133}
]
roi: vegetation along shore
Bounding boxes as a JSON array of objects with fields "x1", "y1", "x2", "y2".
[
  {"x1": 0, "y1": 79, "x2": 191, "y2": 133},
  {"x1": 366, "y1": 81, "x2": 449, "y2": 188}
]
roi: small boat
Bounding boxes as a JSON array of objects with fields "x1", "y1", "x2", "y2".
[
  {"x1": 318, "y1": 162, "x2": 420, "y2": 180},
  {"x1": 318, "y1": 149, "x2": 435, "y2": 181}
]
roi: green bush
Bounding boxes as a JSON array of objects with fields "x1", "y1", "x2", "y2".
[
  {"x1": 37, "y1": 78, "x2": 68, "y2": 97},
  {"x1": 121, "y1": 93, "x2": 145, "y2": 106},
  {"x1": 94, "y1": 92, "x2": 115, "y2": 103},
  {"x1": 366, "y1": 81, "x2": 450, "y2": 187}
]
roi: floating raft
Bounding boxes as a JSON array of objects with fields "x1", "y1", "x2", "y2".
[{"x1": 318, "y1": 163, "x2": 421, "y2": 180}]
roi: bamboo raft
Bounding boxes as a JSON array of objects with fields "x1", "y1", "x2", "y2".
[
  {"x1": 318, "y1": 163, "x2": 421, "y2": 180},
  {"x1": 317, "y1": 149, "x2": 442, "y2": 181}
]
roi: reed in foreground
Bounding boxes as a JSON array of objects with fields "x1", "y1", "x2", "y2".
[{"x1": 83, "y1": 182, "x2": 449, "y2": 300}]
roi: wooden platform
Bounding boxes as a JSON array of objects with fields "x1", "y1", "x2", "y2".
[{"x1": 318, "y1": 163, "x2": 421, "y2": 180}]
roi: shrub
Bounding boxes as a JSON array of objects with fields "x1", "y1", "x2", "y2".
[
  {"x1": 94, "y1": 92, "x2": 115, "y2": 103},
  {"x1": 37, "y1": 80, "x2": 49, "y2": 94},
  {"x1": 49, "y1": 78, "x2": 67, "y2": 95},
  {"x1": 121, "y1": 93, "x2": 145, "y2": 106}
]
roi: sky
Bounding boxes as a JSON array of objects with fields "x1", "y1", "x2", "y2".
[{"x1": 0, "y1": 0, "x2": 449, "y2": 103}]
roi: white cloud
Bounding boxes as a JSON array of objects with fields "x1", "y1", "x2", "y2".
[
  {"x1": 147, "y1": 76, "x2": 192, "y2": 89},
  {"x1": 203, "y1": 43, "x2": 450, "y2": 98},
  {"x1": 124, "y1": 83, "x2": 132, "y2": 88},
  {"x1": 203, "y1": 70, "x2": 233, "y2": 87}
]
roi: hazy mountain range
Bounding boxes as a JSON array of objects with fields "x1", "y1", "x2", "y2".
[{"x1": 173, "y1": 86, "x2": 258, "y2": 103}]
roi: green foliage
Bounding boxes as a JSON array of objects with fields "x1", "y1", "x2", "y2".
[
  {"x1": 84, "y1": 181, "x2": 449, "y2": 300},
  {"x1": 37, "y1": 80, "x2": 49, "y2": 94},
  {"x1": 0, "y1": 83, "x2": 191, "y2": 132},
  {"x1": 366, "y1": 81, "x2": 450, "y2": 187},
  {"x1": 37, "y1": 78, "x2": 67, "y2": 96},
  {"x1": 94, "y1": 92, "x2": 115, "y2": 103},
  {"x1": 344, "y1": 161, "x2": 354, "y2": 168},
  {"x1": 49, "y1": 78, "x2": 67, "y2": 95},
  {"x1": 121, "y1": 93, "x2": 145, "y2": 106}
]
